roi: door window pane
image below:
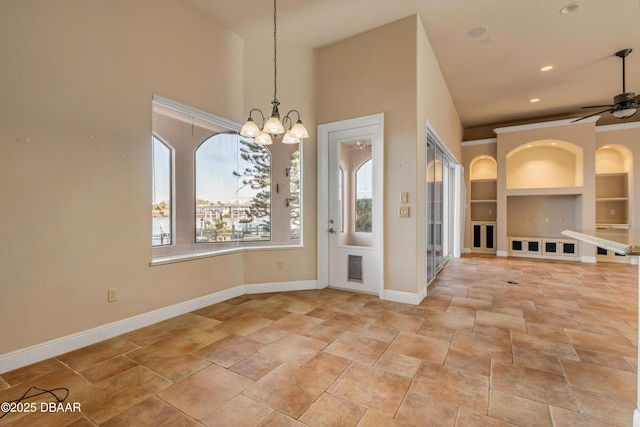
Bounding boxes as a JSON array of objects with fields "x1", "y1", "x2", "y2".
[
  {"x1": 152, "y1": 137, "x2": 172, "y2": 246},
  {"x1": 355, "y1": 159, "x2": 373, "y2": 233}
]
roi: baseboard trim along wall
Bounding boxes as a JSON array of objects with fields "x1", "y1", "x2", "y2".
[
  {"x1": 384, "y1": 289, "x2": 426, "y2": 305},
  {"x1": 0, "y1": 280, "x2": 318, "y2": 374}
]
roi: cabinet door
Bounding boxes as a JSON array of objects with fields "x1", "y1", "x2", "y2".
[
  {"x1": 484, "y1": 224, "x2": 495, "y2": 250},
  {"x1": 472, "y1": 224, "x2": 482, "y2": 248}
]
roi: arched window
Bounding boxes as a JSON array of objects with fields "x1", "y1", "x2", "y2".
[
  {"x1": 355, "y1": 159, "x2": 372, "y2": 232},
  {"x1": 152, "y1": 136, "x2": 172, "y2": 246},
  {"x1": 195, "y1": 134, "x2": 271, "y2": 243}
]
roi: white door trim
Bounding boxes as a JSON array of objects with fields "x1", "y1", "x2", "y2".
[{"x1": 318, "y1": 113, "x2": 384, "y2": 298}]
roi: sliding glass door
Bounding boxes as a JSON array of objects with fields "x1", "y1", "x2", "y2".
[{"x1": 426, "y1": 130, "x2": 458, "y2": 284}]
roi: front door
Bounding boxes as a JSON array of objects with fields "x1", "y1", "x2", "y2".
[{"x1": 318, "y1": 114, "x2": 383, "y2": 296}]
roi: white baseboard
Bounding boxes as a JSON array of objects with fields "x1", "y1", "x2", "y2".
[
  {"x1": 581, "y1": 256, "x2": 597, "y2": 263},
  {"x1": 244, "y1": 280, "x2": 317, "y2": 294},
  {"x1": 384, "y1": 289, "x2": 424, "y2": 305},
  {"x1": 462, "y1": 247, "x2": 471, "y2": 254},
  {"x1": 634, "y1": 409, "x2": 640, "y2": 427},
  {"x1": 0, "y1": 280, "x2": 317, "y2": 374},
  {"x1": 496, "y1": 250, "x2": 508, "y2": 257}
]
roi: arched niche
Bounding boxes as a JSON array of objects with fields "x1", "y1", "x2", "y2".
[
  {"x1": 596, "y1": 144, "x2": 632, "y2": 173},
  {"x1": 506, "y1": 139, "x2": 583, "y2": 189},
  {"x1": 470, "y1": 155, "x2": 497, "y2": 180}
]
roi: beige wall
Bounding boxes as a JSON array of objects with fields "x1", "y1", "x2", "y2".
[
  {"x1": 0, "y1": 0, "x2": 316, "y2": 354},
  {"x1": 316, "y1": 16, "x2": 419, "y2": 293},
  {"x1": 316, "y1": 15, "x2": 463, "y2": 294}
]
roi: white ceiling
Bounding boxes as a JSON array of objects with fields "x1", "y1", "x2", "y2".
[{"x1": 188, "y1": 0, "x2": 640, "y2": 131}]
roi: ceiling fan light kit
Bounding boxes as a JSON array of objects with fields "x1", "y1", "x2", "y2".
[{"x1": 573, "y1": 48, "x2": 639, "y2": 122}]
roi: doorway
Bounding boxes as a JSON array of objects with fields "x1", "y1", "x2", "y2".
[{"x1": 318, "y1": 114, "x2": 384, "y2": 296}]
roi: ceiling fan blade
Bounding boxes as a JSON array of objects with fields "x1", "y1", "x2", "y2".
[
  {"x1": 571, "y1": 108, "x2": 615, "y2": 123},
  {"x1": 581, "y1": 104, "x2": 614, "y2": 109}
]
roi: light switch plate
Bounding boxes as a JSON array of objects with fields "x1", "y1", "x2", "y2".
[{"x1": 400, "y1": 192, "x2": 409, "y2": 203}]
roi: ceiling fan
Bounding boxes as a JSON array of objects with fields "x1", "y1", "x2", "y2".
[{"x1": 573, "y1": 48, "x2": 640, "y2": 122}]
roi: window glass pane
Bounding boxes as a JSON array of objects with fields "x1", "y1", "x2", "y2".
[
  {"x1": 289, "y1": 151, "x2": 301, "y2": 239},
  {"x1": 195, "y1": 134, "x2": 271, "y2": 243},
  {"x1": 355, "y1": 159, "x2": 373, "y2": 232},
  {"x1": 152, "y1": 137, "x2": 171, "y2": 246}
]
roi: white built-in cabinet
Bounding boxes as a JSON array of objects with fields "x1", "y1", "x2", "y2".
[
  {"x1": 470, "y1": 157, "x2": 497, "y2": 254},
  {"x1": 595, "y1": 147, "x2": 631, "y2": 263}
]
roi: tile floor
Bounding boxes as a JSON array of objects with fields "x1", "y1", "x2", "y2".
[{"x1": 0, "y1": 255, "x2": 638, "y2": 426}]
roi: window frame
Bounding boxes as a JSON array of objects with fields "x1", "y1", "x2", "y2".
[{"x1": 151, "y1": 95, "x2": 303, "y2": 265}]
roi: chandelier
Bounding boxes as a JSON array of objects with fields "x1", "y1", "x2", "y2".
[{"x1": 240, "y1": 0, "x2": 309, "y2": 145}]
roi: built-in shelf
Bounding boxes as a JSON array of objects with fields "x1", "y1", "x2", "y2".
[
  {"x1": 595, "y1": 172, "x2": 628, "y2": 226},
  {"x1": 506, "y1": 186, "x2": 584, "y2": 197},
  {"x1": 470, "y1": 178, "x2": 496, "y2": 222}
]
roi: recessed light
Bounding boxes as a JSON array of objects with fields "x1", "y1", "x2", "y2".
[
  {"x1": 526, "y1": 144, "x2": 533, "y2": 148},
  {"x1": 560, "y1": 3, "x2": 580, "y2": 14},
  {"x1": 550, "y1": 142, "x2": 558, "y2": 146},
  {"x1": 602, "y1": 145, "x2": 610, "y2": 149},
  {"x1": 540, "y1": 65, "x2": 553, "y2": 72},
  {"x1": 530, "y1": 98, "x2": 540, "y2": 103},
  {"x1": 468, "y1": 26, "x2": 488, "y2": 38}
]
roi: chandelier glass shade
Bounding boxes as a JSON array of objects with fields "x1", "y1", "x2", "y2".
[{"x1": 240, "y1": 0, "x2": 309, "y2": 145}]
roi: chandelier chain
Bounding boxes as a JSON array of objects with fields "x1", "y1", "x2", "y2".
[{"x1": 273, "y1": 0, "x2": 278, "y2": 102}]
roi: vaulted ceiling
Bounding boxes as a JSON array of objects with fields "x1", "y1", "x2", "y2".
[{"x1": 188, "y1": 0, "x2": 640, "y2": 136}]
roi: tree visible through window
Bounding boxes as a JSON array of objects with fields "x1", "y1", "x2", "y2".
[
  {"x1": 152, "y1": 136, "x2": 172, "y2": 246},
  {"x1": 195, "y1": 134, "x2": 271, "y2": 243},
  {"x1": 289, "y1": 150, "x2": 301, "y2": 239},
  {"x1": 355, "y1": 159, "x2": 372, "y2": 232}
]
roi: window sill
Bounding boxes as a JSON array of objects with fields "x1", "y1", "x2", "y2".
[{"x1": 150, "y1": 244, "x2": 304, "y2": 266}]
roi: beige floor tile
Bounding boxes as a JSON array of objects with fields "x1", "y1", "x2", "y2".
[
  {"x1": 489, "y1": 389, "x2": 552, "y2": 427},
  {"x1": 561, "y1": 359, "x2": 637, "y2": 403},
  {"x1": 328, "y1": 363, "x2": 410, "y2": 417},
  {"x1": 476, "y1": 310, "x2": 526, "y2": 331},
  {"x1": 77, "y1": 365, "x2": 171, "y2": 424},
  {"x1": 387, "y1": 332, "x2": 449, "y2": 364},
  {"x1": 57, "y1": 337, "x2": 139, "y2": 371},
  {"x1": 450, "y1": 331, "x2": 512, "y2": 363},
  {"x1": 445, "y1": 348, "x2": 491, "y2": 376},
  {"x1": 100, "y1": 396, "x2": 201, "y2": 427},
  {"x1": 202, "y1": 394, "x2": 273, "y2": 427},
  {"x1": 229, "y1": 352, "x2": 282, "y2": 381},
  {"x1": 358, "y1": 410, "x2": 408, "y2": 426},
  {"x1": 373, "y1": 311, "x2": 425, "y2": 333},
  {"x1": 549, "y1": 406, "x2": 623, "y2": 427},
  {"x1": 269, "y1": 313, "x2": 324, "y2": 335},
  {"x1": 299, "y1": 392, "x2": 366, "y2": 426},
  {"x1": 395, "y1": 390, "x2": 458, "y2": 427},
  {"x1": 374, "y1": 351, "x2": 422, "y2": 378},
  {"x1": 411, "y1": 362, "x2": 489, "y2": 413},
  {"x1": 79, "y1": 355, "x2": 139, "y2": 383},
  {"x1": 1, "y1": 358, "x2": 69, "y2": 386},
  {"x1": 302, "y1": 351, "x2": 352, "y2": 379},
  {"x1": 323, "y1": 332, "x2": 388, "y2": 365},
  {"x1": 455, "y1": 408, "x2": 517, "y2": 427},
  {"x1": 321, "y1": 312, "x2": 374, "y2": 331},
  {"x1": 491, "y1": 362, "x2": 576, "y2": 410},
  {"x1": 157, "y1": 364, "x2": 253, "y2": 420},
  {"x1": 259, "y1": 334, "x2": 327, "y2": 365},
  {"x1": 565, "y1": 329, "x2": 637, "y2": 358},
  {"x1": 572, "y1": 387, "x2": 638, "y2": 426},
  {"x1": 195, "y1": 334, "x2": 264, "y2": 367},
  {"x1": 511, "y1": 330, "x2": 578, "y2": 360},
  {"x1": 217, "y1": 316, "x2": 274, "y2": 337},
  {"x1": 244, "y1": 363, "x2": 332, "y2": 418},
  {"x1": 127, "y1": 336, "x2": 211, "y2": 381},
  {"x1": 425, "y1": 310, "x2": 475, "y2": 331}
]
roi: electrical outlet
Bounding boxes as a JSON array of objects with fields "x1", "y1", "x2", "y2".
[
  {"x1": 399, "y1": 207, "x2": 410, "y2": 218},
  {"x1": 107, "y1": 288, "x2": 117, "y2": 302},
  {"x1": 610, "y1": 209, "x2": 616, "y2": 216},
  {"x1": 277, "y1": 261, "x2": 285, "y2": 269}
]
